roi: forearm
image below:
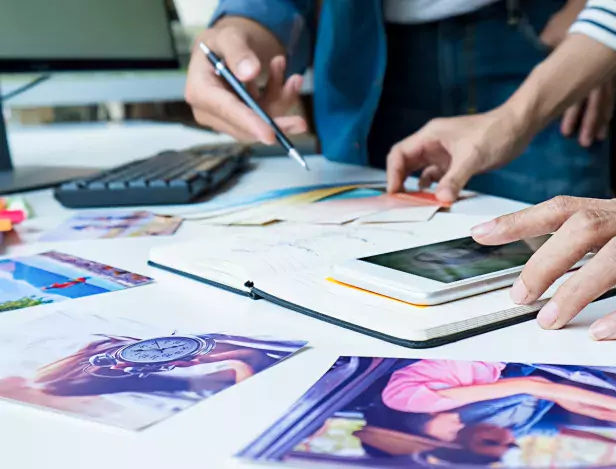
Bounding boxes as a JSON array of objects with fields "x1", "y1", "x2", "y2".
[
  {"x1": 532, "y1": 381, "x2": 616, "y2": 408},
  {"x1": 437, "y1": 378, "x2": 540, "y2": 405},
  {"x1": 507, "y1": 34, "x2": 616, "y2": 139}
]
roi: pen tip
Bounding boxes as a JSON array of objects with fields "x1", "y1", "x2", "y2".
[{"x1": 289, "y1": 149, "x2": 309, "y2": 170}]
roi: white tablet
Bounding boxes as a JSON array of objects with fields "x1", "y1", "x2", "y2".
[{"x1": 333, "y1": 235, "x2": 591, "y2": 306}]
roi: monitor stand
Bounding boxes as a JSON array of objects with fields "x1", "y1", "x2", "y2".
[{"x1": 0, "y1": 95, "x2": 97, "y2": 195}]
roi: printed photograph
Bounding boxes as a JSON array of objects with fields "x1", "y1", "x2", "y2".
[
  {"x1": 0, "y1": 251, "x2": 153, "y2": 313},
  {"x1": 0, "y1": 311, "x2": 307, "y2": 430},
  {"x1": 239, "y1": 356, "x2": 616, "y2": 467},
  {"x1": 40, "y1": 210, "x2": 183, "y2": 241}
]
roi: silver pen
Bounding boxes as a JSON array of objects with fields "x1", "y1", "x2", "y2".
[{"x1": 199, "y1": 42, "x2": 309, "y2": 170}]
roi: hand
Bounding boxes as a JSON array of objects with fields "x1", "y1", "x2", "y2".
[
  {"x1": 184, "y1": 17, "x2": 307, "y2": 144},
  {"x1": 471, "y1": 196, "x2": 616, "y2": 340},
  {"x1": 560, "y1": 81, "x2": 614, "y2": 147},
  {"x1": 540, "y1": 1, "x2": 614, "y2": 147},
  {"x1": 386, "y1": 107, "x2": 531, "y2": 204}
]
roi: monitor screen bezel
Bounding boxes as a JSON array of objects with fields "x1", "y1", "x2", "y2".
[{"x1": 0, "y1": 0, "x2": 180, "y2": 73}]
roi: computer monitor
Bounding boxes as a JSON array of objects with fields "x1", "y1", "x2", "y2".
[{"x1": 0, "y1": 0, "x2": 179, "y2": 194}]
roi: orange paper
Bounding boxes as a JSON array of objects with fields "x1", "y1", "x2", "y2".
[
  {"x1": 0, "y1": 219, "x2": 13, "y2": 232},
  {"x1": 393, "y1": 191, "x2": 452, "y2": 208}
]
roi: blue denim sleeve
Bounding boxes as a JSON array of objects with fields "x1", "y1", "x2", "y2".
[{"x1": 209, "y1": 0, "x2": 314, "y2": 75}]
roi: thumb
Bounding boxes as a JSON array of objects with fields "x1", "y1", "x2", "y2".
[
  {"x1": 434, "y1": 160, "x2": 475, "y2": 204},
  {"x1": 212, "y1": 29, "x2": 261, "y2": 81}
]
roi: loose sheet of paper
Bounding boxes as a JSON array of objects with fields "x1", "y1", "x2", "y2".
[
  {"x1": 195, "y1": 184, "x2": 449, "y2": 226},
  {"x1": 276, "y1": 193, "x2": 443, "y2": 225},
  {"x1": 199, "y1": 186, "x2": 365, "y2": 226},
  {"x1": 355, "y1": 205, "x2": 439, "y2": 224},
  {"x1": 40, "y1": 211, "x2": 183, "y2": 242}
]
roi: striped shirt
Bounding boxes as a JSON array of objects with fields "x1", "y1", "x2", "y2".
[{"x1": 570, "y1": 0, "x2": 616, "y2": 50}]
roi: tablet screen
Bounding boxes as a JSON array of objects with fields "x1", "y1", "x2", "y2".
[{"x1": 360, "y1": 236, "x2": 548, "y2": 284}]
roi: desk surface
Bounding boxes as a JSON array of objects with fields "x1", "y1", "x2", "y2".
[{"x1": 3, "y1": 122, "x2": 616, "y2": 469}]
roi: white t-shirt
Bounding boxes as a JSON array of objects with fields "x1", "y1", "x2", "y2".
[{"x1": 384, "y1": 0, "x2": 502, "y2": 24}]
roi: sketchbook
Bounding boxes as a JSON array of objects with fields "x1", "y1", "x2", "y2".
[{"x1": 148, "y1": 213, "x2": 613, "y2": 349}]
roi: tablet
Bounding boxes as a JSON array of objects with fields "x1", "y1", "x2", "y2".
[{"x1": 333, "y1": 235, "x2": 590, "y2": 305}]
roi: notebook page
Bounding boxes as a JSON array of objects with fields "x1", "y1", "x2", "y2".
[
  {"x1": 149, "y1": 213, "x2": 492, "y2": 294},
  {"x1": 149, "y1": 224, "x2": 419, "y2": 291},
  {"x1": 239, "y1": 213, "x2": 491, "y2": 280}
]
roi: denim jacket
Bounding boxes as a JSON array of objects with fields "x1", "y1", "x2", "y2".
[
  {"x1": 211, "y1": 0, "x2": 384, "y2": 167},
  {"x1": 209, "y1": 1, "x2": 614, "y2": 203}
]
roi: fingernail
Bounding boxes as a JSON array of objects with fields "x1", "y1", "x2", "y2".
[
  {"x1": 537, "y1": 301, "x2": 559, "y2": 329},
  {"x1": 590, "y1": 321, "x2": 614, "y2": 341},
  {"x1": 471, "y1": 220, "x2": 496, "y2": 238},
  {"x1": 237, "y1": 59, "x2": 256, "y2": 79},
  {"x1": 510, "y1": 277, "x2": 529, "y2": 304},
  {"x1": 260, "y1": 132, "x2": 276, "y2": 145},
  {"x1": 437, "y1": 187, "x2": 456, "y2": 203},
  {"x1": 294, "y1": 78, "x2": 303, "y2": 93}
]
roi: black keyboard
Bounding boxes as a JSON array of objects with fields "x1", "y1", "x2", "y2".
[{"x1": 54, "y1": 144, "x2": 250, "y2": 208}]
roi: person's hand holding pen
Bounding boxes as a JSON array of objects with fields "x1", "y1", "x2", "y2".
[{"x1": 185, "y1": 17, "x2": 307, "y2": 145}]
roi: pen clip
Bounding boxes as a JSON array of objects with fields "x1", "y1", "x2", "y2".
[{"x1": 214, "y1": 59, "x2": 225, "y2": 77}]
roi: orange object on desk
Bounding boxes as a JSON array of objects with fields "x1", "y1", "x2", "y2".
[
  {"x1": 393, "y1": 191, "x2": 452, "y2": 208},
  {"x1": 0, "y1": 219, "x2": 13, "y2": 232}
]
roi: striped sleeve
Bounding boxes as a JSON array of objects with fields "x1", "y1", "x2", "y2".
[{"x1": 569, "y1": 1, "x2": 616, "y2": 50}]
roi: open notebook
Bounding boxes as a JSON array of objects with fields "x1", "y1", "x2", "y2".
[{"x1": 148, "y1": 214, "x2": 611, "y2": 348}]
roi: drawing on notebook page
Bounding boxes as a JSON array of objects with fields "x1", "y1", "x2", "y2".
[{"x1": 149, "y1": 223, "x2": 421, "y2": 294}]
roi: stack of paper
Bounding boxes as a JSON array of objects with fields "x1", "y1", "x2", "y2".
[{"x1": 196, "y1": 184, "x2": 452, "y2": 227}]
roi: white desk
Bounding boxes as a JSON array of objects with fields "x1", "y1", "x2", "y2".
[
  {"x1": 1, "y1": 69, "x2": 314, "y2": 109},
  {"x1": 2, "y1": 122, "x2": 616, "y2": 469}
]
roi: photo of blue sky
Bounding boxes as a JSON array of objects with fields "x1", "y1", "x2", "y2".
[{"x1": 0, "y1": 252, "x2": 152, "y2": 312}]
